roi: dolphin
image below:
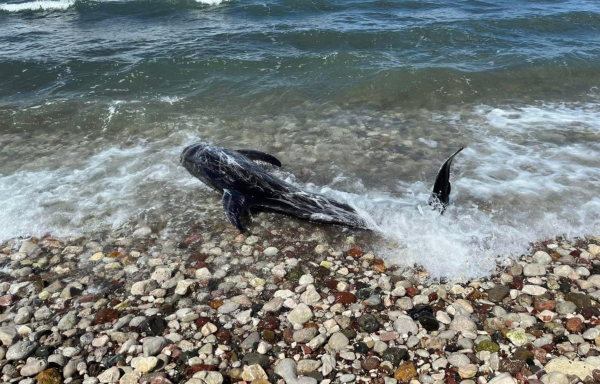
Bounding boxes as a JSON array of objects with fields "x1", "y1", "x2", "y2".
[{"x1": 181, "y1": 142, "x2": 463, "y2": 232}]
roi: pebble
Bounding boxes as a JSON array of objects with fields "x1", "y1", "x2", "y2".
[
  {"x1": 20, "y1": 359, "x2": 47, "y2": 376},
  {"x1": 522, "y1": 285, "x2": 547, "y2": 295},
  {"x1": 143, "y1": 337, "x2": 167, "y2": 356},
  {"x1": 488, "y1": 373, "x2": 517, "y2": 384},
  {"x1": 241, "y1": 364, "x2": 268, "y2": 381},
  {"x1": 135, "y1": 356, "x2": 158, "y2": 373},
  {"x1": 393, "y1": 316, "x2": 418, "y2": 335},
  {"x1": 448, "y1": 353, "x2": 471, "y2": 368},
  {"x1": 297, "y1": 359, "x2": 321, "y2": 375},
  {"x1": 523, "y1": 263, "x2": 546, "y2": 276},
  {"x1": 533, "y1": 251, "x2": 552, "y2": 265},
  {"x1": 57, "y1": 311, "x2": 78, "y2": 330},
  {"x1": 556, "y1": 301, "x2": 577, "y2": 314},
  {"x1": 6, "y1": 340, "x2": 37, "y2": 361},
  {"x1": 274, "y1": 358, "x2": 298, "y2": 383},
  {"x1": 263, "y1": 247, "x2": 279, "y2": 256},
  {"x1": 217, "y1": 301, "x2": 239, "y2": 313},
  {"x1": 97, "y1": 366, "x2": 121, "y2": 383},
  {"x1": 328, "y1": 332, "x2": 349, "y2": 351},
  {"x1": 293, "y1": 327, "x2": 317, "y2": 343},
  {"x1": 0, "y1": 326, "x2": 18, "y2": 346},
  {"x1": 287, "y1": 303, "x2": 313, "y2": 324},
  {"x1": 449, "y1": 315, "x2": 477, "y2": 333}
]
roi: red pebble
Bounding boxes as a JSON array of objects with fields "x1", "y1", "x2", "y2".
[
  {"x1": 334, "y1": 292, "x2": 357, "y2": 304},
  {"x1": 348, "y1": 248, "x2": 364, "y2": 257},
  {"x1": 406, "y1": 286, "x2": 420, "y2": 297},
  {"x1": 0, "y1": 295, "x2": 15, "y2": 306},
  {"x1": 186, "y1": 365, "x2": 216, "y2": 376},
  {"x1": 534, "y1": 301, "x2": 556, "y2": 311},
  {"x1": 94, "y1": 308, "x2": 120, "y2": 324},
  {"x1": 258, "y1": 316, "x2": 280, "y2": 330},
  {"x1": 566, "y1": 318, "x2": 583, "y2": 333}
]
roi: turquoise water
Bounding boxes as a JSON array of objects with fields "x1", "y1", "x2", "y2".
[{"x1": 1, "y1": 0, "x2": 599, "y2": 278}]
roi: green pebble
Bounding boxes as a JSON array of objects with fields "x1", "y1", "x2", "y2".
[{"x1": 475, "y1": 339, "x2": 499, "y2": 353}]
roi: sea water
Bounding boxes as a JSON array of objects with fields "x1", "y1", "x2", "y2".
[{"x1": 1, "y1": 0, "x2": 599, "y2": 279}]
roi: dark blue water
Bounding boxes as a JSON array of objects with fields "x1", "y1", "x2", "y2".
[
  {"x1": 1, "y1": 0, "x2": 599, "y2": 278},
  {"x1": 1, "y1": 0, "x2": 600, "y2": 111}
]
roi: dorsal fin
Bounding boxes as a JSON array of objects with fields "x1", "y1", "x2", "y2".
[{"x1": 236, "y1": 149, "x2": 282, "y2": 168}]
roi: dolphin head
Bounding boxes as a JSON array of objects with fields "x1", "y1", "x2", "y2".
[
  {"x1": 180, "y1": 142, "x2": 208, "y2": 165},
  {"x1": 180, "y1": 142, "x2": 219, "y2": 188}
]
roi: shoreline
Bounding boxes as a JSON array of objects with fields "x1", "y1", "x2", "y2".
[{"x1": 0, "y1": 224, "x2": 599, "y2": 384}]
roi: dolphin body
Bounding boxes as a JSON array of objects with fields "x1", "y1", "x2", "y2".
[{"x1": 181, "y1": 143, "x2": 463, "y2": 232}]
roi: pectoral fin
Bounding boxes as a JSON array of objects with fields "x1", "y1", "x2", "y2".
[
  {"x1": 236, "y1": 149, "x2": 282, "y2": 167},
  {"x1": 429, "y1": 147, "x2": 464, "y2": 212},
  {"x1": 222, "y1": 189, "x2": 251, "y2": 232}
]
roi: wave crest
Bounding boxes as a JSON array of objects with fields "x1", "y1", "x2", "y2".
[{"x1": 0, "y1": 0, "x2": 75, "y2": 12}]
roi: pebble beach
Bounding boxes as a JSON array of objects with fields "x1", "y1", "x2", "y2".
[
  {"x1": 1, "y1": 214, "x2": 600, "y2": 384},
  {"x1": 2, "y1": 1, "x2": 600, "y2": 383}
]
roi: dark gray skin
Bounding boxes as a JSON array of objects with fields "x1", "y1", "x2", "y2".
[{"x1": 181, "y1": 142, "x2": 463, "y2": 232}]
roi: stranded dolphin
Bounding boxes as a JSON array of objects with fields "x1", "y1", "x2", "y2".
[{"x1": 180, "y1": 142, "x2": 463, "y2": 232}]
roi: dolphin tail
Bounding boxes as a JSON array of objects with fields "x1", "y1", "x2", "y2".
[{"x1": 428, "y1": 147, "x2": 464, "y2": 213}]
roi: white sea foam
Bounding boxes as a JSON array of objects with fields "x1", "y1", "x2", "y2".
[
  {"x1": 0, "y1": 0, "x2": 74, "y2": 12},
  {"x1": 1, "y1": 102, "x2": 599, "y2": 280},
  {"x1": 0, "y1": 137, "x2": 199, "y2": 241},
  {"x1": 479, "y1": 103, "x2": 600, "y2": 133},
  {"x1": 195, "y1": 0, "x2": 226, "y2": 5}
]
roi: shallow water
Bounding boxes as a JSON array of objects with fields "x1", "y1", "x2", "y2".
[{"x1": 1, "y1": 0, "x2": 600, "y2": 279}]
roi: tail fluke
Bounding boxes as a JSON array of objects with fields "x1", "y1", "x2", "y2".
[{"x1": 428, "y1": 147, "x2": 464, "y2": 213}]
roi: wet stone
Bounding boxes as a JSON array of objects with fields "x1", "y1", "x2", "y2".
[
  {"x1": 381, "y1": 347, "x2": 407, "y2": 366},
  {"x1": 35, "y1": 345, "x2": 55, "y2": 358},
  {"x1": 341, "y1": 328, "x2": 356, "y2": 340},
  {"x1": 328, "y1": 332, "x2": 349, "y2": 351},
  {"x1": 556, "y1": 301, "x2": 577, "y2": 315},
  {"x1": 418, "y1": 312, "x2": 439, "y2": 332},
  {"x1": 36, "y1": 368, "x2": 62, "y2": 384},
  {"x1": 353, "y1": 342, "x2": 369, "y2": 354},
  {"x1": 242, "y1": 353, "x2": 270, "y2": 368},
  {"x1": 408, "y1": 306, "x2": 434, "y2": 320},
  {"x1": 564, "y1": 292, "x2": 591, "y2": 310},
  {"x1": 499, "y1": 359, "x2": 525, "y2": 375},
  {"x1": 138, "y1": 316, "x2": 166, "y2": 336},
  {"x1": 581, "y1": 307, "x2": 600, "y2": 319},
  {"x1": 476, "y1": 340, "x2": 499, "y2": 353},
  {"x1": 6, "y1": 340, "x2": 37, "y2": 361},
  {"x1": 361, "y1": 356, "x2": 380, "y2": 371},
  {"x1": 334, "y1": 292, "x2": 357, "y2": 304},
  {"x1": 357, "y1": 314, "x2": 380, "y2": 333},
  {"x1": 512, "y1": 347, "x2": 534, "y2": 361},
  {"x1": 262, "y1": 330, "x2": 275, "y2": 341},
  {"x1": 487, "y1": 285, "x2": 510, "y2": 302},
  {"x1": 566, "y1": 318, "x2": 583, "y2": 333},
  {"x1": 357, "y1": 288, "x2": 373, "y2": 300},
  {"x1": 394, "y1": 361, "x2": 418, "y2": 382},
  {"x1": 258, "y1": 316, "x2": 280, "y2": 331},
  {"x1": 94, "y1": 308, "x2": 120, "y2": 325}
]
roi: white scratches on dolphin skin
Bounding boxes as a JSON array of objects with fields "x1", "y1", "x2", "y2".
[
  {"x1": 182, "y1": 143, "x2": 368, "y2": 229},
  {"x1": 310, "y1": 213, "x2": 335, "y2": 222}
]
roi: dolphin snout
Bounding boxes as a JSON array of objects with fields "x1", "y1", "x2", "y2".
[{"x1": 180, "y1": 142, "x2": 206, "y2": 164}]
